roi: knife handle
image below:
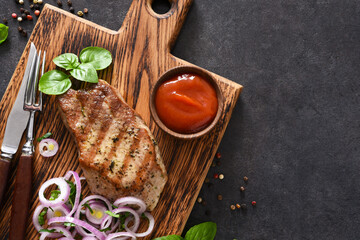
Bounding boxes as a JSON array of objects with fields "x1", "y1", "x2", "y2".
[
  {"x1": 0, "y1": 157, "x2": 10, "y2": 205},
  {"x1": 10, "y1": 154, "x2": 32, "y2": 240}
]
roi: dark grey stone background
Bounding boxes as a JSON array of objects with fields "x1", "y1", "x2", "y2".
[{"x1": 1, "y1": 0, "x2": 360, "y2": 239}]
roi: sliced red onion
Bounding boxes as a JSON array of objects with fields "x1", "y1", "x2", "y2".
[
  {"x1": 40, "y1": 226, "x2": 73, "y2": 239},
  {"x1": 113, "y1": 197, "x2": 146, "y2": 214},
  {"x1": 131, "y1": 212, "x2": 155, "y2": 237},
  {"x1": 112, "y1": 207, "x2": 140, "y2": 234},
  {"x1": 82, "y1": 237, "x2": 99, "y2": 240},
  {"x1": 75, "y1": 195, "x2": 112, "y2": 238},
  {"x1": 63, "y1": 171, "x2": 81, "y2": 217},
  {"x1": 58, "y1": 238, "x2": 75, "y2": 240},
  {"x1": 47, "y1": 204, "x2": 71, "y2": 219},
  {"x1": 39, "y1": 178, "x2": 70, "y2": 207},
  {"x1": 47, "y1": 216, "x2": 106, "y2": 240},
  {"x1": 85, "y1": 202, "x2": 107, "y2": 225},
  {"x1": 105, "y1": 232, "x2": 136, "y2": 240},
  {"x1": 39, "y1": 138, "x2": 59, "y2": 157},
  {"x1": 33, "y1": 205, "x2": 46, "y2": 231}
]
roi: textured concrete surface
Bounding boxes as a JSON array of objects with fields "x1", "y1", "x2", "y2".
[{"x1": 1, "y1": 0, "x2": 360, "y2": 239}]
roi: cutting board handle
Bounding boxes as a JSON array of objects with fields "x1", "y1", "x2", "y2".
[{"x1": 120, "y1": 0, "x2": 193, "y2": 51}]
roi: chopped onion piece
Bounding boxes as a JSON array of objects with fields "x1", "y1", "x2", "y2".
[
  {"x1": 39, "y1": 178, "x2": 70, "y2": 207},
  {"x1": 113, "y1": 197, "x2": 146, "y2": 214},
  {"x1": 39, "y1": 138, "x2": 59, "y2": 157}
]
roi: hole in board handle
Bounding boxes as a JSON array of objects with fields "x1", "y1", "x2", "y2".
[{"x1": 151, "y1": 0, "x2": 172, "y2": 14}]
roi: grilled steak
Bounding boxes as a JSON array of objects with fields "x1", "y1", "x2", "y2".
[{"x1": 57, "y1": 80, "x2": 167, "y2": 210}]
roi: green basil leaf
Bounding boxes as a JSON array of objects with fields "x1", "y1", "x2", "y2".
[
  {"x1": 39, "y1": 70, "x2": 72, "y2": 95},
  {"x1": 70, "y1": 63, "x2": 98, "y2": 83},
  {"x1": 53, "y1": 53, "x2": 80, "y2": 70},
  {"x1": 0, "y1": 24, "x2": 8, "y2": 44},
  {"x1": 79, "y1": 46, "x2": 112, "y2": 70},
  {"x1": 153, "y1": 235, "x2": 184, "y2": 240},
  {"x1": 37, "y1": 132, "x2": 52, "y2": 142},
  {"x1": 38, "y1": 207, "x2": 48, "y2": 226},
  {"x1": 184, "y1": 222, "x2": 217, "y2": 240}
]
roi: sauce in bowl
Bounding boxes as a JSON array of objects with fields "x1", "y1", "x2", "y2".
[{"x1": 155, "y1": 73, "x2": 218, "y2": 134}]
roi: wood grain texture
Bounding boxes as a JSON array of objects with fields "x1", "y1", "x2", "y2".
[{"x1": 0, "y1": 0, "x2": 242, "y2": 239}]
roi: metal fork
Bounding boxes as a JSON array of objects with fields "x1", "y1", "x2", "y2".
[{"x1": 9, "y1": 50, "x2": 45, "y2": 240}]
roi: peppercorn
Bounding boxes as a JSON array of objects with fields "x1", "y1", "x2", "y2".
[
  {"x1": 213, "y1": 173, "x2": 219, "y2": 179},
  {"x1": 204, "y1": 177, "x2": 210, "y2": 183},
  {"x1": 12, "y1": 13, "x2": 18, "y2": 19},
  {"x1": 197, "y1": 197, "x2": 202, "y2": 203},
  {"x1": 216, "y1": 160, "x2": 221, "y2": 166},
  {"x1": 56, "y1": 0, "x2": 62, "y2": 7},
  {"x1": 21, "y1": 30, "x2": 27, "y2": 37},
  {"x1": 19, "y1": 0, "x2": 24, "y2": 4},
  {"x1": 24, "y1": 10, "x2": 30, "y2": 15},
  {"x1": 236, "y1": 203, "x2": 241, "y2": 209},
  {"x1": 69, "y1": 7, "x2": 74, "y2": 13},
  {"x1": 243, "y1": 176, "x2": 248, "y2": 182},
  {"x1": 219, "y1": 174, "x2": 224, "y2": 180},
  {"x1": 201, "y1": 200, "x2": 207, "y2": 206},
  {"x1": 34, "y1": 4, "x2": 40, "y2": 10},
  {"x1": 17, "y1": 16, "x2": 23, "y2": 22},
  {"x1": 216, "y1": 152, "x2": 221, "y2": 159},
  {"x1": 77, "y1": 11, "x2": 83, "y2": 17},
  {"x1": 30, "y1": 4, "x2": 34, "y2": 9},
  {"x1": 18, "y1": 26, "x2": 23, "y2": 32},
  {"x1": 67, "y1": 0, "x2": 72, "y2": 6},
  {"x1": 21, "y1": 13, "x2": 27, "y2": 19},
  {"x1": 34, "y1": 10, "x2": 40, "y2": 16},
  {"x1": 211, "y1": 162, "x2": 216, "y2": 167},
  {"x1": 83, "y1": 8, "x2": 88, "y2": 14},
  {"x1": 27, "y1": 15, "x2": 33, "y2": 20},
  {"x1": 240, "y1": 203, "x2": 247, "y2": 209},
  {"x1": 230, "y1": 205, "x2": 236, "y2": 210},
  {"x1": 2, "y1": 18, "x2": 8, "y2": 25},
  {"x1": 252, "y1": 201, "x2": 256, "y2": 206},
  {"x1": 38, "y1": 0, "x2": 43, "y2": 4},
  {"x1": 240, "y1": 186, "x2": 245, "y2": 192},
  {"x1": 217, "y1": 194, "x2": 223, "y2": 201},
  {"x1": 20, "y1": 8, "x2": 25, "y2": 13}
]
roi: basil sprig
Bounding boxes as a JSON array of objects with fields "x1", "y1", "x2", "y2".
[
  {"x1": 153, "y1": 222, "x2": 217, "y2": 240},
  {"x1": 39, "y1": 47, "x2": 112, "y2": 95},
  {"x1": 0, "y1": 24, "x2": 8, "y2": 45}
]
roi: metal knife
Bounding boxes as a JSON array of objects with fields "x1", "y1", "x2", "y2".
[{"x1": 0, "y1": 43, "x2": 37, "y2": 205}]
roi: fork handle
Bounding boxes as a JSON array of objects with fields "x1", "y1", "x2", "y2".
[
  {"x1": 0, "y1": 157, "x2": 11, "y2": 206},
  {"x1": 9, "y1": 154, "x2": 32, "y2": 240}
]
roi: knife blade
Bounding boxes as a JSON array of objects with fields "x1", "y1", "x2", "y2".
[{"x1": 0, "y1": 43, "x2": 37, "y2": 205}]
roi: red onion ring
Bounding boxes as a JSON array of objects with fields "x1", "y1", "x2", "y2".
[
  {"x1": 33, "y1": 205, "x2": 46, "y2": 231},
  {"x1": 130, "y1": 212, "x2": 155, "y2": 237},
  {"x1": 47, "y1": 204, "x2": 71, "y2": 219},
  {"x1": 75, "y1": 195, "x2": 113, "y2": 238},
  {"x1": 105, "y1": 232, "x2": 136, "y2": 240},
  {"x1": 39, "y1": 226, "x2": 73, "y2": 239},
  {"x1": 39, "y1": 178, "x2": 70, "y2": 207},
  {"x1": 112, "y1": 207, "x2": 140, "y2": 234},
  {"x1": 39, "y1": 138, "x2": 59, "y2": 157},
  {"x1": 63, "y1": 171, "x2": 81, "y2": 217},
  {"x1": 85, "y1": 202, "x2": 107, "y2": 225},
  {"x1": 113, "y1": 197, "x2": 146, "y2": 214},
  {"x1": 47, "y1": 216, "x2": 106, "y2": 240}
]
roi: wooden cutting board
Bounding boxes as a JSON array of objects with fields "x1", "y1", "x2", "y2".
[{"x1": 0, "y1": 1, "x2": 242, "y2": 239}]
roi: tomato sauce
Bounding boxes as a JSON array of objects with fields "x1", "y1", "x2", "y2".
[{"x1": 155, "y1": 73, "x2": 218, "y2": 134}]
